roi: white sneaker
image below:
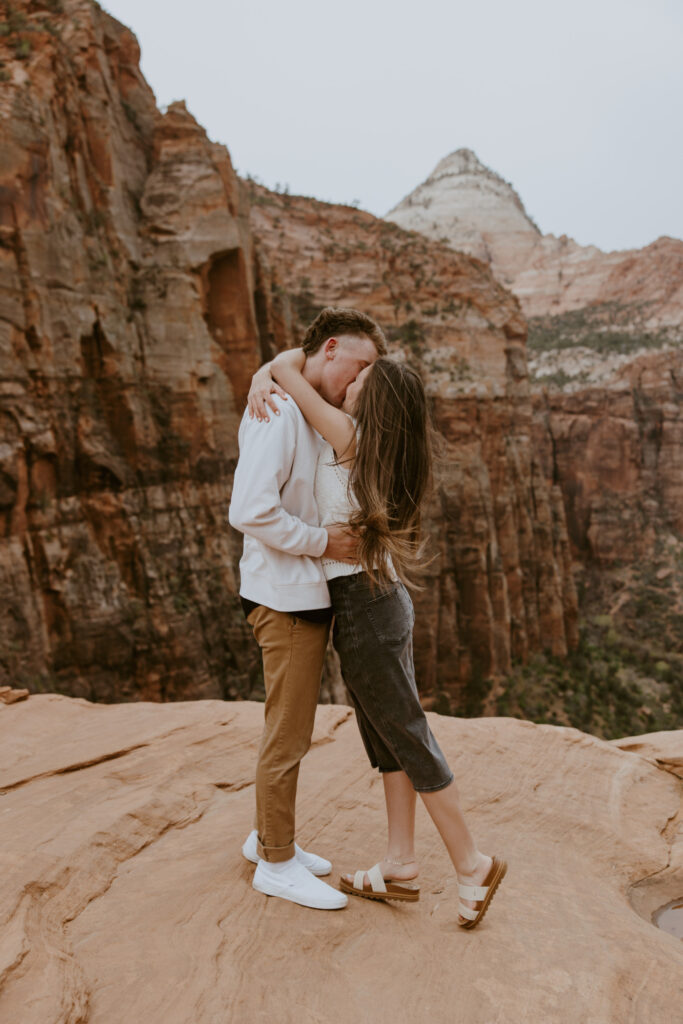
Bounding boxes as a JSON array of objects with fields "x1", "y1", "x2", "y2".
[
  {"x1": 241, "y1": 829, "x2": 332, "y2": 876},
  {"x1": 252, "y1": 858, "x2": 348, "y2": 910}
]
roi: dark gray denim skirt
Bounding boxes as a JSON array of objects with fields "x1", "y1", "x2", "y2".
[{"x1": 328, "y1": 572, "x2": 454, "y2": 793}]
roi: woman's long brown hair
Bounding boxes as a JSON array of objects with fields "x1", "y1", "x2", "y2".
[{"x1": 347, "y1": 357, "x2": 432, "y2": 588}]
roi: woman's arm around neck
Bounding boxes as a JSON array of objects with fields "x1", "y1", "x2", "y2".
[{"x1": 271, "y1": 349, "x2": 356, "y2": 462}]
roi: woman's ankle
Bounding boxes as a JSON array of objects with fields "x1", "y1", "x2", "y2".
[
  {"x1": 385, "y1": 852, "x2": 417, "y2": 867},
  {"x1": 382, "y1": 854, "x2": 419, "y2": 879},
  {"x1": 458, "y1": 851, "x2": 491, "y2": 881}
]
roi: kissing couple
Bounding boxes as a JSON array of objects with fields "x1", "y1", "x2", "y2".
[{"x1": 229, "y1": 307, "x2": 507, "y2": 926}]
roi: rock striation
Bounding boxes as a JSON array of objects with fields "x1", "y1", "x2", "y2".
[
  {"x1": 387, "y1": 149, "x2": 683, "y2": 576},
  {"x1": 0, "y1": 0, "x2": 578, "y2": 709},
  {"x1": 248, "y1": 182, "x2": 578, "y2": 701},
  {"x1": 0, "y1": 693, "x2": 681, "y2": 1023},
  {"x1": 0, "y1": 0, "x2": 261, "y2": 702},
  {"x1": 532, "y1": 348, "x2": 683, "y2": 563}
]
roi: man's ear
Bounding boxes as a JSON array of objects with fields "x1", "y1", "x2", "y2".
[{"x1": 323, "y1": 337, "x2": 337, "y2": 359}]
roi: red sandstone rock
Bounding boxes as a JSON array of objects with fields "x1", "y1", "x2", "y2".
[
  {"x1": 0, "y1": 0, "x2": 258, "y2": 702},
  {"x1": 0, "y1": 0, "x2": 577, "y2": 710},
  {"x1": 0, "y1": 687, "x2": 29, "y2": 703},
  {"x1": 247, "y1": 183, "x2": 578, "y2": 696},
  {"x1": 532, "y1": 348, "x2": 683, "y2": 562}
]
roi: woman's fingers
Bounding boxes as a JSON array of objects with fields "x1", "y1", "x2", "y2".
[
  {"x1": 264, "y1": 393, "x2": 280, "y2": 415},
  {"x1": 249, "y1": 387, "x2": 288, "y2": 421},
  {"x1": 247, "y1": 392, "x2": 261, "y2": 419},
  {"x1": 254, "y1": 392, "x2": 275, "y2": 422},
  {"x1": 265, "y1": 385, "x2": 288, "y2": 414},
  {"x1": 260, "y1": 394, "x2": 272, "y2": 422},
  {"x1": 247, "y1": 389, "x2": 267, "y2": 420}
]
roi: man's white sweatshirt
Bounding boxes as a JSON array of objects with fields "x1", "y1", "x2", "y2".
[{"x1": 228, "y1": 395, "x2": 331, "y2": 611}]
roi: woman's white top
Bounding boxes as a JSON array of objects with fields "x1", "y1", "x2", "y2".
[{"x1": 314, "y1": 438, "x2": 396, "y2": 582}]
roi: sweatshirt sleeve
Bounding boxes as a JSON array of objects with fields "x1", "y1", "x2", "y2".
[{"x1": 228, "y1": 404, "x2": 328, "y2": 558}]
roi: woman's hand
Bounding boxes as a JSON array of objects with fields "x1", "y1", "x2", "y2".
[{"x1": 247, "y1": 363, "x2": 288, "y2": 422}]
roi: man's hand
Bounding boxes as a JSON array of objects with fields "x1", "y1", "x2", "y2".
[
  {"x1": 324, "y1": 524, "x2": 360, "y2": 564},
  {"x1": 247, "y1": 364, "x2": 288, "y2": 422}
]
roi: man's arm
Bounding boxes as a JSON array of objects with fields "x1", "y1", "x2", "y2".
[{"x1": 229, "y1": 400, "x2": 328, "y2": 557}]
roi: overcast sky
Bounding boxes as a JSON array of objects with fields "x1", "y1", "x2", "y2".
[{"x1": 101, "y1": 0, "x2": 683, "y2": 253}]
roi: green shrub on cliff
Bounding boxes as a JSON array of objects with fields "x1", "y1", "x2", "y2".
[
  {"x1": 493, "y1": 554, "x2": 683, "y2": 739},
  {"x1": 527, "y1": 301, "x2": 678, "y2": 356}
]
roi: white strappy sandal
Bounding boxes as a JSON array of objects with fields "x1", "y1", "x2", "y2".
[
  {"x1": 457, "y1": 855, "x2": 507, "y2": 929},
  {"x1": 340, "y1": 863, "x2": 420, "y2": 903}
]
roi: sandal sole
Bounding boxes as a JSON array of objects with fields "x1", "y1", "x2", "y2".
[
  {"x1": 458, "y1": 857, "x2": 507, "y2": 929},
  {"x1": 339, "y1": 877, "x2": 420, "y2": 903}
]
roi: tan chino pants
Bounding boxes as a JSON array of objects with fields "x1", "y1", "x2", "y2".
[{"x1": 247, "y1": 605, "x2": 330, "y2": 862}]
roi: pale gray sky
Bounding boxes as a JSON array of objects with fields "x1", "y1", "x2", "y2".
[{"x1": 101, "y1": 0, "x2": 683, "y2": 253}]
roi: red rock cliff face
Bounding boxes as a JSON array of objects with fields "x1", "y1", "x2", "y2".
[
  {"x1": 532, "y1": 349, "x2": 683, "y2": 564},
  {"x1": 248, "y1": 184, "x2": 578, "y2": 705},
  {"x1": 384, "y1": 148, "x2": 683, "y2": 574},
  {"x1": 0, "y1": 0, "x2": 263, "y2": 701},
  {"x1": 0, "y1": 0, "x2": 577, "y2": 709}
]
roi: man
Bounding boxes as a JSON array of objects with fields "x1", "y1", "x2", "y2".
[{"x1": 228, "y1": 307, "x2": 387, "y2": 910}]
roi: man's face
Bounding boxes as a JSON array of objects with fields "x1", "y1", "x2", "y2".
[{"x1": 318, "y1": 334, "x2": 379, "y2": 407}]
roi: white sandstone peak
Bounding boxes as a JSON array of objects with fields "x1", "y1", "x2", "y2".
[
  {"x1": 430, "y1": 147, "x2": 488, "y2": 176},
  {"x1": 384, "y1": 149, "x2": 683, "y2": 329},
  {"x1": 385, "y1": 148, "x2": 541, "y2": 280},
  {"x1": 425, "y1": 147, "x2": 505, "y2": 185}
]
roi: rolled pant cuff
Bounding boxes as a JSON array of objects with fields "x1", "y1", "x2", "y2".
[{"x1": 257, "y1": 837, "x2": 295, "y2": 863}]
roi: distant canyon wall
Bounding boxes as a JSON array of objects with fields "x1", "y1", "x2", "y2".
[
  {"x1": 247, "y1": 183, "x2": 578, "y2": 704},
  {"x1": 386, "y1": 148, "x2": 683, "y2": 329},
  {"x1": 387, "y1": 148, "x2": 683, "y2": 569},
  {"x1": 0, "y1": 0, "x2": 577, "y2": 709}
]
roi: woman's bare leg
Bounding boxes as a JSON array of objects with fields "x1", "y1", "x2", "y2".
[
  {"x1": 381, "y1": 770, "x2": 418, "y2": 877},
  {"x1": 342, "y1": 770, "x2": 419, "y2": 885},
  {"x1": 420, "y1": 779, "x2": 492, "y2": 916}
]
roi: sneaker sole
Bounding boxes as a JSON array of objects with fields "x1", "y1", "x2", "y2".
[{"x1": 252, "y1": 878, "x2": 347, "y2": 910}]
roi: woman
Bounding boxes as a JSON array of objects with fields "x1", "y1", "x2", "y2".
[{"x1": 247, "y1": 348, "x2": 506, "y2": 928}]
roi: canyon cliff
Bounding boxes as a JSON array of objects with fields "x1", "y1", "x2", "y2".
[
  {"x1": 0, "y1": 0, "x2": 578, "y2": 712},
  {"x1": 385, "y1": 152, "x2": 683, "y2": 565},
  {"x1": 1, "y1": 0, "x2": 261, "y2": 702},
  {"x1": 386, "y1": 149, "x2": 683, "y2": 734},
  {"x1": 385, "y1": 149, "x2": 683, "y2": 547}
]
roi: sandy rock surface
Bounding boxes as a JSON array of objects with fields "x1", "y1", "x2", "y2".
[{"x1": 1, "y1": 695, "x2": 681, "y2": 1023}]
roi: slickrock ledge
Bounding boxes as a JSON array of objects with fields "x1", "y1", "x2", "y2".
[{"x1": 1, "y1": 696, "x2": 682, "y2": 1023}]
